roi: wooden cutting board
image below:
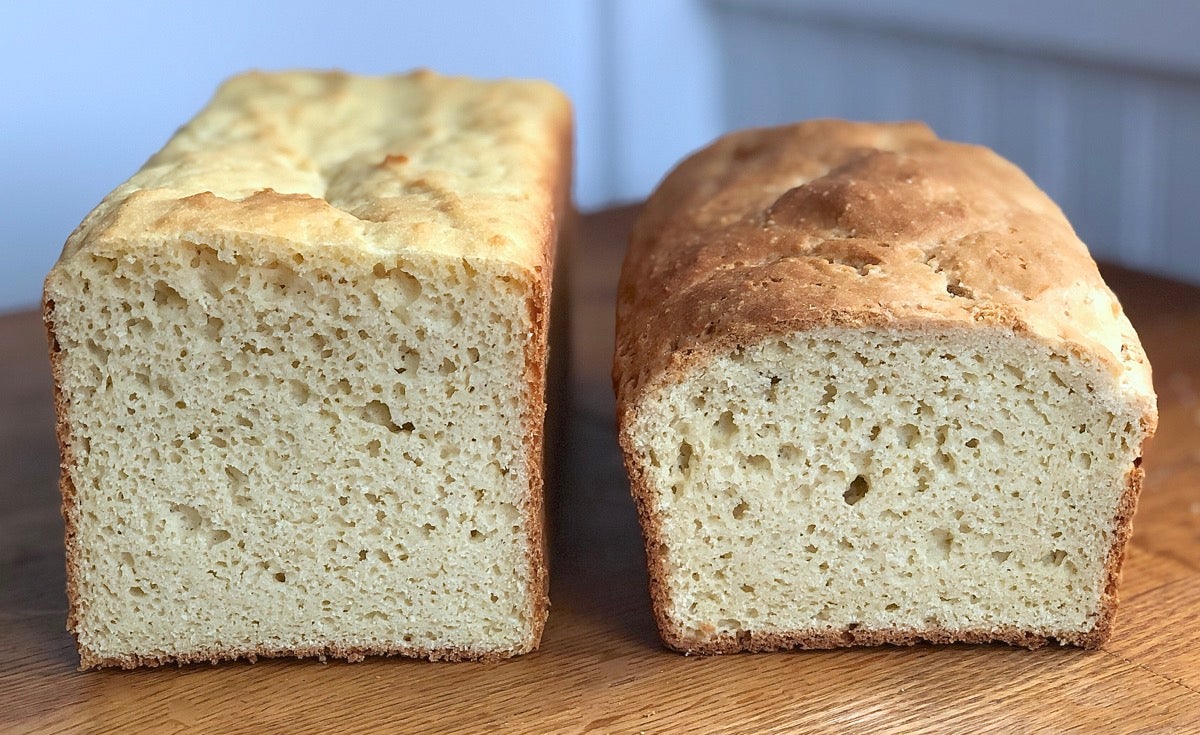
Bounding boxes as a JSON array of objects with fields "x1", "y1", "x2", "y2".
[{"x1": 2, "y1": 206, "x2": 1198, "y2": 733}]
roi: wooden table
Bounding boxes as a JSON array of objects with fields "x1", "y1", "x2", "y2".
[{"x1": 3, "y1": 207, "x2": 1199, "y2": 733}]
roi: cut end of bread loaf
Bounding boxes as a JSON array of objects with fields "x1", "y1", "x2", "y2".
[
  {"x1": 45, "y1": 241, "x2": 549, "y2": 667},
  {"x1": 47, "y1": 243, "x2": 545, "y2": 668},
  {"x1": 625, "y1": 328, "x2": 1152, "y2": 652}
]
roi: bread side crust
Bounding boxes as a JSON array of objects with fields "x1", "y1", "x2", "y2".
[
  {"x1": 43, "y1": 297, "x2": 89, "y2": 665},
  {"x1": 613, "y1": 120, "x2": 1159, "y2": 654},
  {"x1": 44, "y1": 70, "x2": 572, "y2": 669},
  {"x1": 513, "y1": 104, "x2": 574, "y2": 656}
]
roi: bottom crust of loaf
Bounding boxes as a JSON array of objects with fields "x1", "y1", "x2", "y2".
[
  {"x1": 659, "y1": 623, "x2": 1104, "y2": 656},
  {"x1": 78, "y1": 640, "x2": 535, "y2": 670}
]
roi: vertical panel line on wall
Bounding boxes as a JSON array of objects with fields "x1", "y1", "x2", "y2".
[
  {"x1": 1119, "y1": 86, "x2": 1161, "y2": 263},
  {"x1": 1032, "y1": 68, "x2": 1070, "y2": 208}
]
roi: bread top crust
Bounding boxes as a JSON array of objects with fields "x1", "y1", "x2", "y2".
[
  {"x1": 615, "y1": 120, "x2": 1156, "y2": 426},
  {"x1": 55, "y1": 70, "x2": 571, "y2": 274}
]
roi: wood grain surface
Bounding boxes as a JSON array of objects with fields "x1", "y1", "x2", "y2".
[{"x1": 2, "y1": 206, "x2": 1198, "y2": 734}]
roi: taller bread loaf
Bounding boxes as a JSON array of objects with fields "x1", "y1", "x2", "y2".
[
  {"x1": 44, "y1": 70, "x2": 571, "y2": 668},
  {"x1": 614, "y1": 120, "x2": 1157, "y2": 652}
]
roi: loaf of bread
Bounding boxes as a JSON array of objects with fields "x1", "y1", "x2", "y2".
[
  {"x1": 614, "y1": 120, "x2": 1157, "y2": 653},
  {"x1": 43, "y1": 70, "x2": 571, "y2": 668}
]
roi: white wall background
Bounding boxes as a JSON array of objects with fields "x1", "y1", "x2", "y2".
[{"x1": 4, "y1": 0, "x2": 1199, "y2": 312}]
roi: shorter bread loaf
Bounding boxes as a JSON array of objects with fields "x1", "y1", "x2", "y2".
[
  {"x1": 614, "y1": 120, "x2": 1157, "y2": 652},
  {"x1": 44, "y1": 70, "x2": 571, "y2": 668}
]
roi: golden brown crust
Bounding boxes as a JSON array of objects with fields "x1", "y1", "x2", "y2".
[
  {"x1": 57, "y1": 70, "x2": 571, "y2": 271},
  {"x1": 1086, "y1": 456, "x2": 1148, "y2": 649},
  {"x1": 615, "y1": 121, "x2": 1155, "y2": 412},
  {"x1": 44, "y1": 70, "x2": 571, "y2": 669},
  {"x1": 614, "y1": 120, "x2": 1158, "y2": 654}
]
